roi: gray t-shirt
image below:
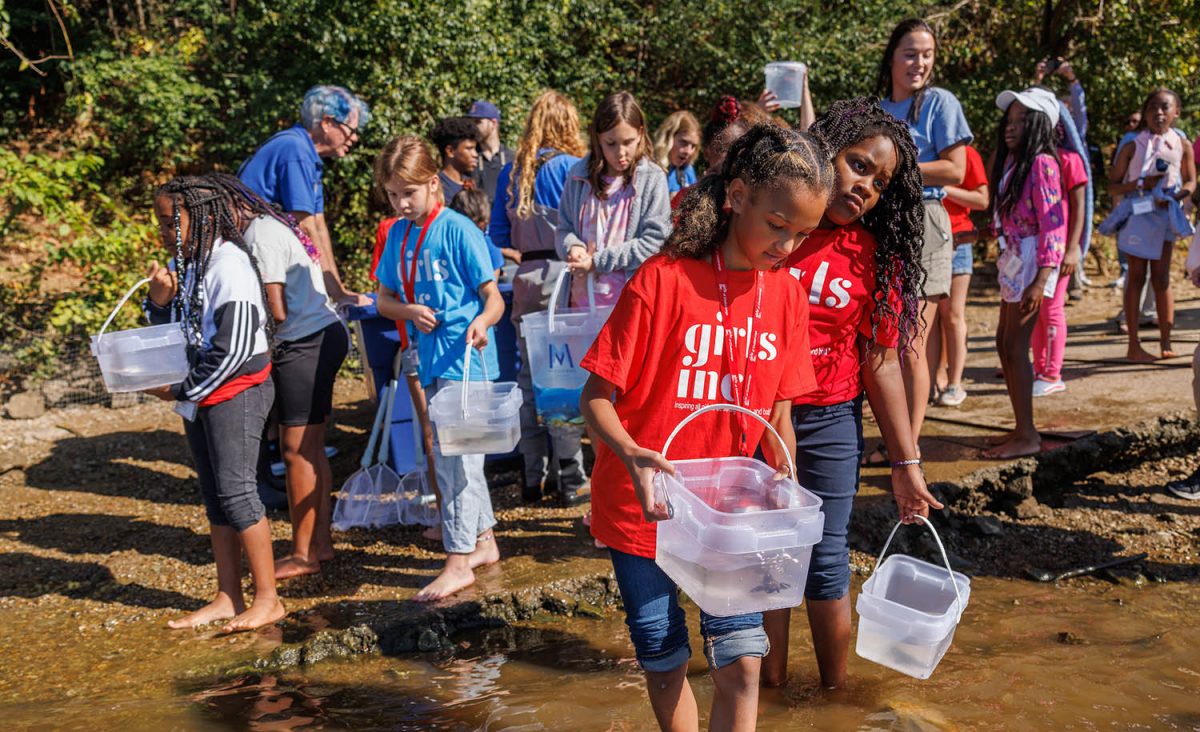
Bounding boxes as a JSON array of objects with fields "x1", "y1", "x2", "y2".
[{"x1": 244, "y1": 215, "x2": 340, "y2": 343}]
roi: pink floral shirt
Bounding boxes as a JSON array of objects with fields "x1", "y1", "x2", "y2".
[{"x1": 998, "y1": 153, "x2": 1067, "y2": 268}]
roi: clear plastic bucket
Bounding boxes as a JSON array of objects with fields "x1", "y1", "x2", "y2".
[
  {"x1": 89, "y1": 278, "x2": 190, "y2": 393},
  {"x1": 521, "y1": 271, "x2": 611, "y2": 426},
  {"x1": 764, "y1": 61, "x2": 807, "y2": 109},
  {"x1": 654, "y1": 404, "x2": 826, "y2": 617},
  {"x1": 855, "y1": 516, "x2": 971, "y2": 679},
  {"x1": 429, "y1": 342, "x2": 522, "y2": 456}
]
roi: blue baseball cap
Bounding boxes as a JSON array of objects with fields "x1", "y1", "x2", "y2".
[{"x1": 466, "y1": 100, "x2": 500, "y2": 121}]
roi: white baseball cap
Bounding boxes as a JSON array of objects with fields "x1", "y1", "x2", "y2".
[{"x1": 996, "y1": 87, "x2": 1060, "y2": 128}]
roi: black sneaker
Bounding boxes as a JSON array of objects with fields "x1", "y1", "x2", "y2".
[
  {"x1": 558, "y1": 482, "x2": 592, "y2": 507},
  {"x1": 521, "y1": 483, "x2": 544, "y2": 504},
  {"x1": 1166, "y1": 474, "x2": 1200, "y2": 500}
]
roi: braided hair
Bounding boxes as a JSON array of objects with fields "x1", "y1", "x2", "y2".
[
  {"x1": 665, "y1": 123, "x2": 833, "y2": 260},
  {"x1": 155, "y1": 175, "x2": 276, "y2": 347},
  {"x1": 990, "y1": 102, "x2": 1058, "y2": 220},
  {"x1": 808, "y1": 97, "x2": 926, "y2": 353}
]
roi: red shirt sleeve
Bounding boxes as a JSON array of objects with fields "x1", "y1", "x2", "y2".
[
  {"x1": 581, "y1": 266, "x2": 657, "y2": 392},
  {"x1": 371, "y1": 217, "x2": 398, "y2": 282},
  {"x1": 1058, "y1": 150, "x2": 1087, "y2": 192},
  {"x1": 961, "y1": 145, "x2": 987, "y2": 191}
]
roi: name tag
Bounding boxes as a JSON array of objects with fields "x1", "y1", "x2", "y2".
[
  {"x1": 1002, "y1": 249, "x2": 1024, "y2": 279},
  {"x1": 1132, "y1": 197, "x2": 1155, "y2": 216}
]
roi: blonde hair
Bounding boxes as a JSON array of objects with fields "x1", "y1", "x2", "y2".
[
  {"x1": 509, "y1": 90, "x2": 588, "y2": 219},
  {"x1": 653, "y1": 110, "x2": 701, "y2": 171},
  {"x1": 373, "y1": 135, "x2": 444, "y2": 205}
]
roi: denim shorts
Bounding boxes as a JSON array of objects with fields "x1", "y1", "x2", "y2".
[
  {"x1": 609, "y1": 548, "x2": 769, "y2": 672},
  {"x1": 791, "y1": 398, "x2": 863, "y2": 601},
  {"x1": 951, "y1": 242, "x2": 974, "y2": 276}
]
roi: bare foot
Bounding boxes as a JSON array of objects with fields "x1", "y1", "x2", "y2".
[
  {"x1": 413, "y1": 565, "x2": 476, "y2": 602},
  {"x1": 983, "y1": 436, "x2": 1042, "y2": 459},
  {"x1": 987, "y1": 430, "x2": 1017, "y2": 446},
  {"x1": 221, "y1": 597, "x2": 286, "y2": 633},
  {"x1": 422, "y1": 525, "x2": 443, "y2": 542},
  {"x1": 1126, "y1": 345, "x2": 1157, "y2": 363},
  {"x1": 167, "y1": 595, "x2": 242, "y2": 629},
  {"x1": 1161, "y1": 348, "x2": 1178, "y2": 359},
  {"x1": 468, "y1": 531, "x2": 500, "y2": 569},
  {"x1": 274, "y1": 555, "x2": 321, "y2": 580}
]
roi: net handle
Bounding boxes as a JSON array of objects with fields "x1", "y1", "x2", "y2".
[
  {"x1": 873, "y1": 515, "x2": 966, "y2": 621},
  {"x1": 459, "y1": 338, "x2": 491, "y2": 418},
  {"x1": 97, "y1": 277, "x2": 153, "y2": 342},
  {"x1": 362, "y1": 383, "x2": 391, "y2": 470},
  {"x1": 378, "y1": 378, "x2": 398, "y2": 465},
  {"x1": 547, "y1": 267, "x2": 596, "y2": 333}
]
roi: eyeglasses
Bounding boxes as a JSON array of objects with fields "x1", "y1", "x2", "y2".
[{"x1": 330, "y1": 117, "x2": 359, "y2": 138}]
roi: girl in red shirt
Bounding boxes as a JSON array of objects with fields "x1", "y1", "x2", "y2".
[
  {"x1": 760, "y1": 98, "x2": 945, "y2": 689},
  {"x1": 581, "y1": 124, "x2": 832, "y2": 730}
]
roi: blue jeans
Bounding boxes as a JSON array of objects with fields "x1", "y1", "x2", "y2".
[
  {"x1": 951, "y1": 242, "x2": 974, "y2": 276},
  {"x1": 609, "y1": 548, "x2": 768, "y2": 672},
  {"x1": 424, "y1": 379, "x2": 497, "y2": 554},
  {"x1": 791, "y1": 398, "x2": 863, "y2": 601}
]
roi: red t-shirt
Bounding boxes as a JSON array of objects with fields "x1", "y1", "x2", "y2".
[
  {"x1": 581, "y1": 254, "x2": 817, "y2": 558},
  {"x1": 943, "y1": 145, "x2": 987, "y2": 235},
  {"x1": 371, "y1": 217, "x2": 409, "y2": 349},
  {"x1": 784, "y1": 223, "x2": 900, "y2": 407},
  {"x1": 1057, "y1": 148, "x2": 1087, "y2": 192}
]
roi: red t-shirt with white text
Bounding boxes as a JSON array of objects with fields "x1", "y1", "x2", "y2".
[
  {"x1": 785, "y1": 223, "x2": 900, "y2": 407},
  {"x1": 581, "y1": 254, "x2": 817, "y2": 558}
]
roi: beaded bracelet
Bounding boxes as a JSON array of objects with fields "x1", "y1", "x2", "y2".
[{"x1": 891, "y1": 458, "x2": 922, "y2": 468}]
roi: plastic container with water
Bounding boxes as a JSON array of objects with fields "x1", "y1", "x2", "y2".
[
  {"x1": 856, "y1": 516, "x2": 971, "y2": 679},
  {"x1": 429, "y1": 342, "x2": 522, "y2": 456},
  {"x1": 521, "y1": 271, "x2": 612, "y2": 427},
  {"x1": 654, "y1": 404, "x2": 826, "y2": 617},
  {"x1": 396, "y1": 471, "x2": 440, "y2": 527},
  {"x1": 764, "y1": 61, "x2": 807, "y2": 109},
  {"x1": 90, "y1": 277, "x2": 190, "y2": 393}
]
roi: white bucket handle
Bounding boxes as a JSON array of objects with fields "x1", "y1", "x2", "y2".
[
  {"x1": 547, "y1": 267, "x2": 596, "y2": 333},
  {"x1": 660, "y1": 403, "x2": 797, "y2": 481},
  {"x1": 459, "y1": 339, "x2": 491, "y2": 418},
  {"x1": 97, "y1": 277, "x2": 153, "y2": 342},
  {"x1": 873, "y1": 515, "x2": 966, "y2": 622}
]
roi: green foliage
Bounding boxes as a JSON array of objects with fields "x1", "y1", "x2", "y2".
[{"x1": 2, "y1": 0, "x2": 1200, "y2": 343}]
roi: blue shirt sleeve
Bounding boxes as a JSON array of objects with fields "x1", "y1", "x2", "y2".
[
  {"x1": 276, "y1": 158, "x2": 322, "y2": 214},
  {"x1": 488, "y1": 163, "x2": 513, "y2": 250},
  {"x1": 928, "y1": 90, "x2": 973, "y2": 155},
  {"x1": 485, "y1": 233, "x2": 504, "y2": 270},
  {"x1": 455, "y1": 222, "x2": 497, "y2": 294},
  {"x1": 534, "y1": 154, "x2": 579, "y2": 209}
]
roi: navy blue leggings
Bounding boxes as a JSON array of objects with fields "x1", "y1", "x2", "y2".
[{"x1": 791, "y1": 398, "x2": 863, "y2": 601}]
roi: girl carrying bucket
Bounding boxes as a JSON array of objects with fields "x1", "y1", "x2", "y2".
[
  {"x1": 374, "y1": 136, "x2": 505, "y2": 602},
  {"x1": 986, "y1": 87, "x2": 1068, "y2": 459},
  {"x1": 558, "y1": 91, "x2": 673, "y2": 308},
  {"x1": 488, "y1": 90, "x2": 591, "y2": 505},
  {"x1": 759, "y1": 98, "x2": 944, "y2": 689},
  {"x1": 580, "y1": 124, "x2": 831, "y2": 730},
  {"x1": 143, "y1": 175, "x2": 284, "y2": 633}
]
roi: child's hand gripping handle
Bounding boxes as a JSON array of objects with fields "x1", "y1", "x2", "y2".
[{"x1": 652, "y1": 403, "x2": 799, "y2": 522}]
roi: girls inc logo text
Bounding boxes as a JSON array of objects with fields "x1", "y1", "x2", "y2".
[
  {"x1": 788, "y1": 261, "x2": 852, "y2": 309},
  {"x1": 676, "y1": 310, "x2": 778, "y2": 401}
]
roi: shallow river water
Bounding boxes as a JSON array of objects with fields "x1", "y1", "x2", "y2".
[{"x1": 4, "y1": 576, "x2": 1198, "y2": 731}]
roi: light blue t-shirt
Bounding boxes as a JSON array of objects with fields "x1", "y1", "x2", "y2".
[
  {"x1": 375, "y1": 208, "x2": 499, "y2": 387},
  {"x1": 881, "y1": 87, "x2": 973, "y2": 200},
  {"x1": 666, "y1": 164, "x2": 697, "y2": 193}
]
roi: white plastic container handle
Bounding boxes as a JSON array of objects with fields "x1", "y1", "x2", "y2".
[
  {"x1": 546, "y1": 267, "x2": 597, "y2": 333},
  {"x1": 458, "y1": 339, "x2": 492, "y2": 418},
  {"x1": 872, "y1": 515, "x2": 966, "y2": 621},
  {"x1": 657, "y1": 403, "x2": 798, "y2": 515},
  {"x1": 96, "y1": 277, "x2": 155, "y2": 343}
]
